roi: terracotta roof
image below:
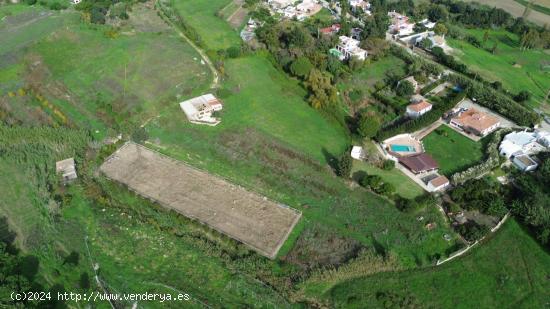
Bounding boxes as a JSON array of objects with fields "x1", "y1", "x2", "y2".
[
  {"x1": 407, "y1": 101, "x2": 432, "y2": 112},
  {"x1": 452, "y1": 108, "x2": 499, "y2": 134},
  {"x1": 429, "y1": 175, "x2": 449, "y2": 188},
  {"x1": 320, "y1": 24, "x2": 340, "y2": 34},
  {"x1": 399, "y1": 153, "x2": 438, "y2": 174}
]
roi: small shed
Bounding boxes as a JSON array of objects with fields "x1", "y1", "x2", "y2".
[
  {"x1": 350, "y1": 146, "x2": 364, "y2": 160},
  {"x1": 56, "y1": 158, "x2": 77, "y2": 183}
]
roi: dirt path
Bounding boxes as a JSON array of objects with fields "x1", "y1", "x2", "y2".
[{"x1": 156, "y1": 1, "x2": 219, "y2": 89}]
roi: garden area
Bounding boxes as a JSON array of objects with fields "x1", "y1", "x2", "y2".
[{"x1": 423, "y1": 125, "x2": 485, "y2": 176}]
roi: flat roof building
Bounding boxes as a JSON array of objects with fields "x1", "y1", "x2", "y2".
[
  {"x1": 56, "y1": 158, "x2": 77, "y2": 183},
  {"x1": 179, "y1": 94, "x2": 223, "y2": 126}
]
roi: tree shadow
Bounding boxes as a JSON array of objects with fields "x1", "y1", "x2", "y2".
[{"x1": 322, "y1": 147, "x2": 339, "y2": 172}]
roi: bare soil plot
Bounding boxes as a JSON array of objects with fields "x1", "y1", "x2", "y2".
[{"x1": 100, "y1": 142, "x2": 301, "y2": 258}]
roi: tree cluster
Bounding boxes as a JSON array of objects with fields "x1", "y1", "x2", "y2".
[{"x1": 509, "y1": 153, "x2": 550, "y2": 248}]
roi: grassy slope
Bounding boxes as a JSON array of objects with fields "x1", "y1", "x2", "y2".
[
  {"x1": 447, "y1": 29, "x2": 550, "y2": 111},
  {"x1": 423, "y1": 125, "x2": 485, "y2": 176},
  {"x1": 170, "y1": 0, "x2": 241, "y2": 50},
  {"x1": 0, "y1": 7, "x2": 211, "y2": 136},
  {"x1": 327, "y1": 219, "x2": 550, "y2": 308}
]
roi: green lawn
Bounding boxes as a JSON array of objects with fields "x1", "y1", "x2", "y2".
[
  {"x1": 170, "y1": 0, "x2": 241, "y2": 50},
  {"x1": 326, "y1": 219, "x2": 550, "y2": 308},
  {"x1": 352, "y1": 160, "x2": 424, "y2": 199},
  {"x1": 447, "y1": 29, "x2": 550, "y2": 112},
  {"x1": 423, "y1": 125, "x2": 485, "y2": 176}
]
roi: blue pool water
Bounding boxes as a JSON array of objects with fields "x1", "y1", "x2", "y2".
[{"x1": 391, "y1": 145, "x2": 415, "y2": 152}]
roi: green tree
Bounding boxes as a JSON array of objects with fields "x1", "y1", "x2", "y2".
[
  {"x1": 433, "y1": 23, "x2": 448, "y2": 36},
  {"x1": 427, "y1": 5, "x2": 449, "y2": 22},
  {"x1": 290, "y1": 57, "x2": 313, "y2": 78},
  {"x1": 79, "y1": 272, "x2": 90, "y2": 290},
  {"x1": 63, "y1": 251, "x2": 79, "y2": 266},
  {"x1": 357, "y1": 113, "x2": 381, "y2": 138},
  {"x1": 396, "y1": 80, "x2": 415, "y2": 97},
  {"x1": 337, "y1": 152, "x2": 352, "y2": 178},
  {"x1": 305, "y1": 69, "x2": 337, "y2": 109}
]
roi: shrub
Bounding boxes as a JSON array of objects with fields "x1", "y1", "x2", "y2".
[
  {"x1": 382, "y1": 160, "x2": 395, "y2": 170},
  {"x1": 395, "y1": 80, "x2": 414, "y2": 97}
]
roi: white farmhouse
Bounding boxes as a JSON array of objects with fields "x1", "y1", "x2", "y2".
[
  {"x1": 406, "y1": 100, "x2": 432, "y2": 119},
  {"x1": 179, "y1": 94, "x2": 223, "y2": 126}
]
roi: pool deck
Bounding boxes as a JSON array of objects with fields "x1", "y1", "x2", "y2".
[{"x1": 383, "y1": 134, "x2": 423, "y2": 157}]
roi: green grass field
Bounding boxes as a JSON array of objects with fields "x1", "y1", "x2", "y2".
[
  {"x1": 0, "y1": 5, "x2": 211, "y2": 137},
  {"x1": 447, "y1": 29, "x2": 550, "y2": 112},
  {"x1": 423, "y1": 125, "x2": 485, "y2": 176},
  {"x1": 170, "y1": 0, "x2": 241, "y2": 50},
  {"x1": 326, "y1": 219, "x2": 550, "y2": 308}
]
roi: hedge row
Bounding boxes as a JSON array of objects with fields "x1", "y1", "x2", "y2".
[{"x1": 450, "y1": 128, "x2": 511, "y2": 185}]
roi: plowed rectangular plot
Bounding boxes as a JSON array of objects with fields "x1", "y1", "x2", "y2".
[{"x1": 100, "y1": 142, "x2": 301, "y2": 258}]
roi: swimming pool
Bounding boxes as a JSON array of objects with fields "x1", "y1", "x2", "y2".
[{"x1": 390, "y1": 144, "x2": 415, "y2": 152}]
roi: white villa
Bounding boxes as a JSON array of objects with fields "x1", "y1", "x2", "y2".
[
  {"x1": 180, "y1": 94, "x2": 223, "y2": 126},
  {"x1": 332, "y1": 36, "x2": 367, "y2": 61},
  {"x1": 499, "y1": 130, "x2": 548, "y2": 158},
  {"x1": 388, "y1": 11, "x2": 414, "y2": 36}
]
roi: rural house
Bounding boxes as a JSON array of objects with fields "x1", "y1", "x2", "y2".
[
  {"x1": 319, "y1": 24, "x2": 341, "y2": 36},
  {"x1": 388, "y1": 11, "x2": 414, "y2": 36},
  {"x1": 406, "y1": 100, "x2": 432, "y2": 118},
  {"x1": 427, "y1": 175, "x2": 450, "y2": 192},
  {"x1": 180, "y1": 94, "x2": 223, "y2": 126},
  {"x1": 450, "y1": 108, "x2": 500, "y2": 137},
  {"x1": 56, "y1": 158, "x2": 77, "y2": 184},
  {"x1": 399, "y1": 153, "x2": 438, "y2": 174}
]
